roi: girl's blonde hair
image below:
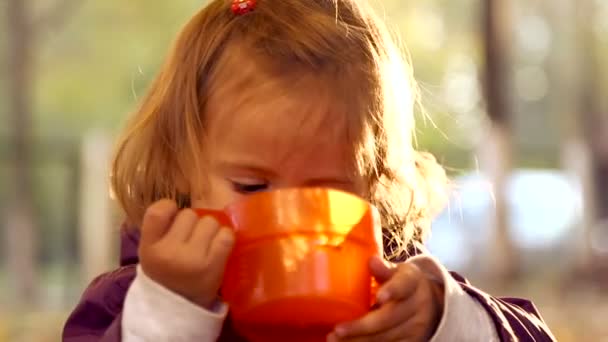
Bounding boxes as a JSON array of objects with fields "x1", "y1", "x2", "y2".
[{"x1": 111, "y1": 0, "x2": 447, "y2": 260}]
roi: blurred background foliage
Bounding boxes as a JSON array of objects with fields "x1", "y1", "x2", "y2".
[{"x1": 1, "y1": 0, "x2": 607, "y2": 340}]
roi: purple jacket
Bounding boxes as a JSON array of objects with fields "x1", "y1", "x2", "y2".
[{"x1": 63, "y1": 227, "x2": 555, "y2": 341}]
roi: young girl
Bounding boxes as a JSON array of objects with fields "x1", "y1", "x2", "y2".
[{"x1": 63, "y1": 0, "x2": 555, "y2": 341}]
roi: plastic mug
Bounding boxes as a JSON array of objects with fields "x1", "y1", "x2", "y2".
[{"x1": 194, "y1": 187, "x2": 382, "y2": 342}]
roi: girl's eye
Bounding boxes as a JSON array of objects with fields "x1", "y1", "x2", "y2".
[{"x1": 231, "y1": 181, "x2": 269, "y2": 194}]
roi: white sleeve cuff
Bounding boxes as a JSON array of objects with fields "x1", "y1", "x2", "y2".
[
  {"x1": 407, "y1": 255, "x2": 499, "y2": 342},
  {"x1": 122, "y1": 265, "x2": 228, "y2": 341}
]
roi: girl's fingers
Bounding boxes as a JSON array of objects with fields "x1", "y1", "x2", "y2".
[
  {"x1": 187, "y1": 215, "x2": 221, "y2": 256},
  {"x1": 367, "y1": 316, "x2": 422, "y2": 342},
  {"x1": 140, "y1": 200, "x2": 178, "y2": 245},
  {"x1": 376, "y1": 263, "x2": 421, "y2": 304},
  {"x1": 205, "y1": 227, "x2": 236, "y2": 276},
  {"x1": 334, "y1": 299, "x2": 414, "y2": 338},
  {"x1": 331, "y1": 317, "x2": 419, "y2": 342},
  {"x1": 369, "y1": 256, "x2": 396, "y2": 283},
  {"x1": 164, "y1": 209, "x2": 198, "y2": 242}
]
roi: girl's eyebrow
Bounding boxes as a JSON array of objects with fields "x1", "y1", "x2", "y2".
[{"x1": 216, "y1": 159, "x2": 277, "y2": 177}]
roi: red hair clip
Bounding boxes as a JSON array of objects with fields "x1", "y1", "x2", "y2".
[{"x1": 231, "y1": 0, "x2": 257, "y2": 15}]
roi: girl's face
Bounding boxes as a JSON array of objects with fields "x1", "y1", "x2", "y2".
[{"x1": 190, "y1": 79, "x2": 367, "y2": 211}]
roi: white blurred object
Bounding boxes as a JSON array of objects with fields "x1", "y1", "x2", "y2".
[
  {"x1": 428, "y1": 169, "x2": 583, "y2": 270},
  {"x1": 79, "y1": 132, "x2": 114, "y2": 284}
]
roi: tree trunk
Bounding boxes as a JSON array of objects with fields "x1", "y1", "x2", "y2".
[
  {"x1": 5, "y1": 0, "x2": 38, "y2": 306},
  {"x1": 577, "y1": 0, "x2": 608, "y2": 285},
  {"x1": 544, "y1": 0, "x2": 594, "y2": 273},
  {"x1": 480, "y1": 0, "x2": 517, "y2": 281}
]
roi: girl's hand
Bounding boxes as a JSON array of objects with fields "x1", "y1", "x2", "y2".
[
  {"x1": 328, "y1": 257, "x2": 445, "y2": 342},
  {"x1": 138, "y1": 199, "x2": 235, "y2": 309}
]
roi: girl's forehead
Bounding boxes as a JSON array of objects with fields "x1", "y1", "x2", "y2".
[
  {"x1": 206, "y1": 78, "x2": 354, "y2": 161},
  {"x1": 202, "y1": 46, "x2": 368, "y2": 170}
]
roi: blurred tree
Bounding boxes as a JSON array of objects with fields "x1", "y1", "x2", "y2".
[
  {"x1": 577, "y1": 0, "x2": 608, "y2": 284},
  {"x1": 545, "y1": 0, "x2": 591, "y2": 271},
  {"x1": 4, "y1": 0, "x2": 81, "y2": 307},
  {"x1": 34, "y1": 0, "x2": 203, "y2": 136},
  {"x1": 5, "y1": 0, "x2": 38, "y2": 307},
  {"x1": 480, "y1": 0, "x2": 518, "y2": 281}
]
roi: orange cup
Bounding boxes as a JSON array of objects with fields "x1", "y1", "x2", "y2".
[{"x1": 195, "y1": 187, "x2": 382, "y2": 342}]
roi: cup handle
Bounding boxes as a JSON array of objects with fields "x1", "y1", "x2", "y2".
[{"x1": 193, "y1": 208, "x2": 233, "y2": 228}]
